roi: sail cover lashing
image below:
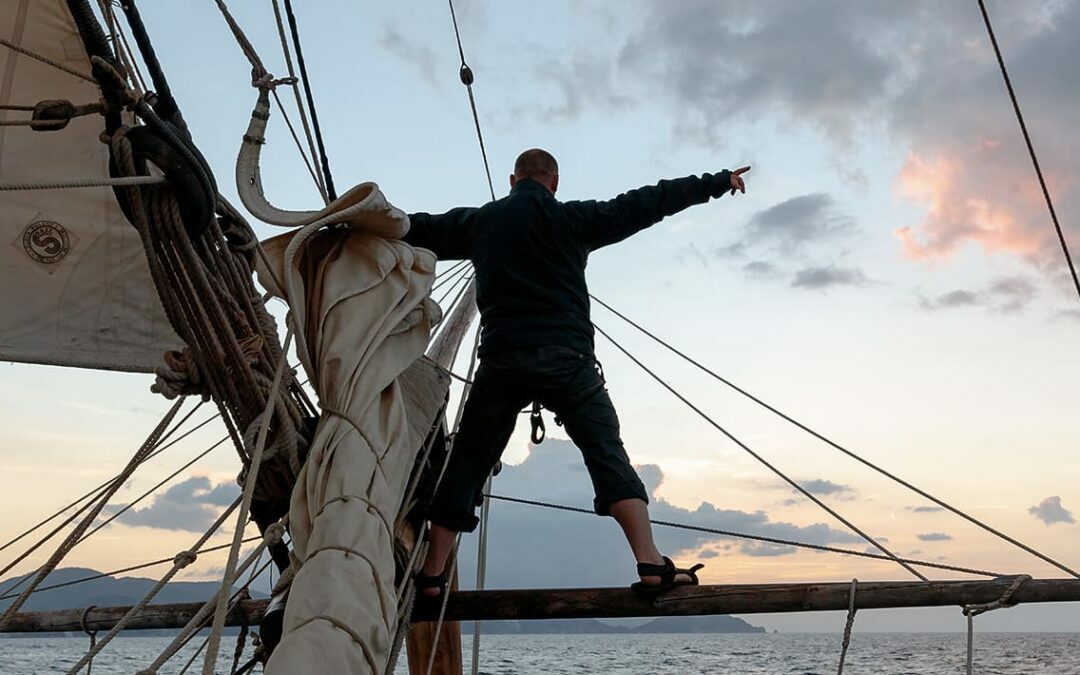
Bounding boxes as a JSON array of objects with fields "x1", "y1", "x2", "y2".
[
  {"x1": 0, "y1": 1, "x2": 178, "y2": 372},
  {"x1": 256, "y1": 185, "x2": 441, "y2": 674}
]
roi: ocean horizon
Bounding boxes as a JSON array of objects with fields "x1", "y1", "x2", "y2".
[{"x1": 2, "y1": 632, "x2": 1077, "y2": 674}]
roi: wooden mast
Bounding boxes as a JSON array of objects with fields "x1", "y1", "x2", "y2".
[
  {"x1": 7, "y1": 578, "x2": 1080, "y2": 633},
  {"x1": 406, "y1": 281, "x2": 478, "y2": 675}
]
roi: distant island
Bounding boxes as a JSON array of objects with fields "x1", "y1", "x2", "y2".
[{"x1": 1, "y1": 568, "x2": 764, "y2": 635}]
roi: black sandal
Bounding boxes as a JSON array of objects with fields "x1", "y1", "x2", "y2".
[
  {"x1": 415, "y1": 571, "x2": 448, "y2": 598},
  {"x1": 630, "y1": 556, "x2": 704, "y2": 597}
]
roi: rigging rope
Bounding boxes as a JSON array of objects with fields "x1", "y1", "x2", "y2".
[
  {"x1": 0, "y1": 175, "x2": 166, "y2": 191},
  {"x1": 141, "y1": 526, "x2": 281, "y2": 673},
  {"x1": 0, "y1": 537, "x2": 261, "y2": 602},
  {"x1": 270, "y1": 0, "x2": 328, "y2": 203},
  {"x1": 269, "y1": 88, "x2": 325, "y2": 200},
  {"x1": 484, "y1": 494, "x2": 1001, "y2": 578},
  {"x1": 280, "y1": 0, "x2": 337, "y2": 201},
  {"x1": 592, "y1": 323, "x2": 927, "y2": 581},
  {"x1": 469, "y1": 475, "x2": 493, "y2": 675},
  {"x1": 0, "y1": 36, "x2": 97, "y2": 83},
  {"x1": 0, "y1": 398, "x2": 186, "y2": 631},
  {"x1": 836, "y1": 579, "x2": 858, "y2": 675},
  {"x1": 446, "y1": 0, "x2": 496, "y2": 202},
  {"x1": 590, "y1": 294, "x2": 1080, "y2": 579},
  {"x1": 202, "y1": 329, "x2": 294, "y2": 674},
  {"x1": 63, "y1": 497, "x2": 243, "y2": 675},
  {"x1": 0, "y1": 405, "x2": 214, "y2": 556},
  {"x1": 975, "y1": 0, "x2": 1080, "y2": 302},
  {"x1": 962, "y1": 574, "x2": 1031, "y2": 675}
]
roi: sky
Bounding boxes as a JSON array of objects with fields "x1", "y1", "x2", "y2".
[{"x1": 2, "y1": 0, "x2": 1080, "y2": 634}]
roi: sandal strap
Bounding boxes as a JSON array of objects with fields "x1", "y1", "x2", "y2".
[
  {"x1": 635, "y1": 556, "x2": 675, "y2": 582},
  {"x1": 677, "y1": 562, "x2": 705, "y2": 584}
]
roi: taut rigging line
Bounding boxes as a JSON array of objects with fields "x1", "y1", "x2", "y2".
[{"x1": 590, "y1": 294, "x2": 1080, "y2": 579}]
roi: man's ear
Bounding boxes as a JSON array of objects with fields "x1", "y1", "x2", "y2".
[
  {"x1": 550, "y1": 174, "x2": 559, "y2": 195},
  {"x1": 509, "y1": 174, "x2": 517, "y2": 189}
]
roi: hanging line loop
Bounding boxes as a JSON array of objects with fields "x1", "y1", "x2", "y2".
[
  {"x1": 80, "y1": 605, "x2": 99, "y2": 675},
  {"x1": 529, "y1": 401, "x2": 546, "y2": 444},
  {"x1": 961, "y1": 574, "x2": 1031, "y2": 675}
]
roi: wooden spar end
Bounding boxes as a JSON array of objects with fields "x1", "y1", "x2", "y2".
[
  {"x1": 415, "y1": 577, "x2": 1080, "y2": 622},
  {"x1": 3, "y1": 578, "x2": 1079, "y2": 634}
]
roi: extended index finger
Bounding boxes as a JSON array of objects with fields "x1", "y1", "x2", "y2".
[{"x1": 733, "y1": 165, "x2": 752, "y2": 175}]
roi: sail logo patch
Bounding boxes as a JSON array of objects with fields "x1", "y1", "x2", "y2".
[{"x1": 21, "y1": 220, "x2": 71, "y2": 265}]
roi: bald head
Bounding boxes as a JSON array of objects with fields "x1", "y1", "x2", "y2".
[{"x1": 511, "y1": 148, "x2": 559, "y2": 194}]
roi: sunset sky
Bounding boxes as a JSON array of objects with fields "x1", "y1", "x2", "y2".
[{"x1": 2, "y1": 0, "x2": 1079, "y2": 633}]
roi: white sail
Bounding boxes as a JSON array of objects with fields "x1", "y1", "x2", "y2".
[
  {"x1": 256, "y1": 183, "x2": 440, "y2": 674},
  {"x1": 0, "y1": 1, "x2": 178, "y2": 372}
]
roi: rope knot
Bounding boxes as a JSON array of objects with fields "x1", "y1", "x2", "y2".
[
  {"x1": 173, "y1": 550, "x2": 198, "y2": 568},
  {"x1": 962, "y1": 574, "x2": 1031, "y2": 617},
  {"x1": 152, "y1": 348, "x2": 210, "y2": 401},
  {"x1": 263, "y1": 521, "x2": 286, "y2": 546},
  {"x1": 252, "y1": 68, "x2": 297, "y2": 91}
]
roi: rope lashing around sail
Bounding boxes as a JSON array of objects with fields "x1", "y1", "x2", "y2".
[
  {"x1": 0, "y1": 36, "x2": 97, "y2": 83},
  {"x1": 62, "y1": 497, "x2": 243, "y2": 675},
  {"x1": 0, "y1": 99, "x2": 105, "y2": 130},
  {"x1": 485, "y1": 494, "x2": 1003, "y2": 578},
  {"x1": 836, "y1": 579, "x2": 858, "y2": 675},
  {"x1": 590, "y1": 295, "x2": 1080, "y2": 580},
  {"x1": 593, "y1": 323, "x2": 927, "y2": 582},
  {"x1": 961, "y1": 574, "x2": 1031, "y2": 675},
  {"x1": 976, "y1": 0, "x2": 1079, "y2": 302},
  {"x1": 0, "y1": 398, "x2": 185, "y2": 632}
]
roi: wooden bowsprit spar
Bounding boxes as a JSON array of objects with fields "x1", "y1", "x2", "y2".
[{"x1": 5, "y1": 578, "x2": 1080, "y2": 633}]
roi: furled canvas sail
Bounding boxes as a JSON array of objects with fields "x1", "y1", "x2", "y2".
[
  {"x1": 256, "y1": 184, "x2": 440, "y2": 674},
  {"x1": 0, "y1": 1, "x2": 178, "y2": 372}
]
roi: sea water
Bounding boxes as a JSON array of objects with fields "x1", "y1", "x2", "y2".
[{"x1": 0, "y1": 633, "x2": 1078, "y2": 674}]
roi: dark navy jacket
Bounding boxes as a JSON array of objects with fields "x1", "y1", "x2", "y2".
[{"x1": 405, "y1": 172, "x2": 732, "y2": 357}]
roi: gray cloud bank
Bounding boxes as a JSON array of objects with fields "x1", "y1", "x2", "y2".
[
  {"x1": 456, "y1": 440, "x2": 861, "y2": 589},
  {"x1": 102, "y1": 476, "x2": 239, "y2": 533}
]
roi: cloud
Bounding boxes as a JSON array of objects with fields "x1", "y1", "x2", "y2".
[
  {"x1": 791, "y1": 266, "x2": 874, "y2": 290},
  {"x1": 907, "y1": 505, "x2": 945, "y2": 513},
  {"x1": 919, "y1": 275, "x2": 1040, "y2": 313},
  {"x1": 745, "y1": 194, "x2": 856, "y2": 252},
  {"x1": 916, "y1": 532, "x2": 953, "y2": 542},
  {"x1": 800, "y1": 479, "x2": 854, "y2": 496},
  {"x1": 711, "y1": 193, "x2": 866, "y2": 285},
  {"x1": 1028, "y1": 496, "x2": 1075, "y2": 525},
  {"x1": 460, "y1": 440, "x2": 862, "y2": 589},
  {"x1": 743, "y1": 260, "x2": 780, "y2": 280},
  {"x1": 102, "y1": 476, "x2": 240, "y2": 533},
  {"x1": 568, "y1": 1, "x2": 1080, "y2": 284},
  {"x1": 378, "y1": 28, "x2": 441, "y2": 88}
]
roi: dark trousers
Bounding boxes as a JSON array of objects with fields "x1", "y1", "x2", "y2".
[{"x1": 428, "y1": 345, "x2": 649, "y2": 532}]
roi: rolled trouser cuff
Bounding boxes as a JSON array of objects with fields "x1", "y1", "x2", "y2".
[
  {"x1": 593, "y1": 478, "x2": 649, "y2": 516},
  {"x1": 427, "y1": 508, "x2": 480, "y2": 533}
]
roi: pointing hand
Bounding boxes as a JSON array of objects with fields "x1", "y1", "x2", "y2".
[{"x1": 729, "y1": 166, "x2": 751, "y2": 195}]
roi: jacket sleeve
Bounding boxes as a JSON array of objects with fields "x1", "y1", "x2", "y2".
[
  {"x1": 402, "y1": 207, "x2": 480, "y2": 260},
  {"x1": 563, "y1": 172, "x2": 732, "y2": 250}
]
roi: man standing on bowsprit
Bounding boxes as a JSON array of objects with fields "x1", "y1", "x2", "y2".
[{"x1": 404, "y1": 149, "x2": 750, "y2": 596}]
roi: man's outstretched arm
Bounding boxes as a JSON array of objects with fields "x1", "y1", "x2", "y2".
[
  {"x1": 403, "y1": 207, "x2": 480, "y2": 260},
  {"x1": 567, "y1": 167, "x2": 750, "y2": 250}
]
